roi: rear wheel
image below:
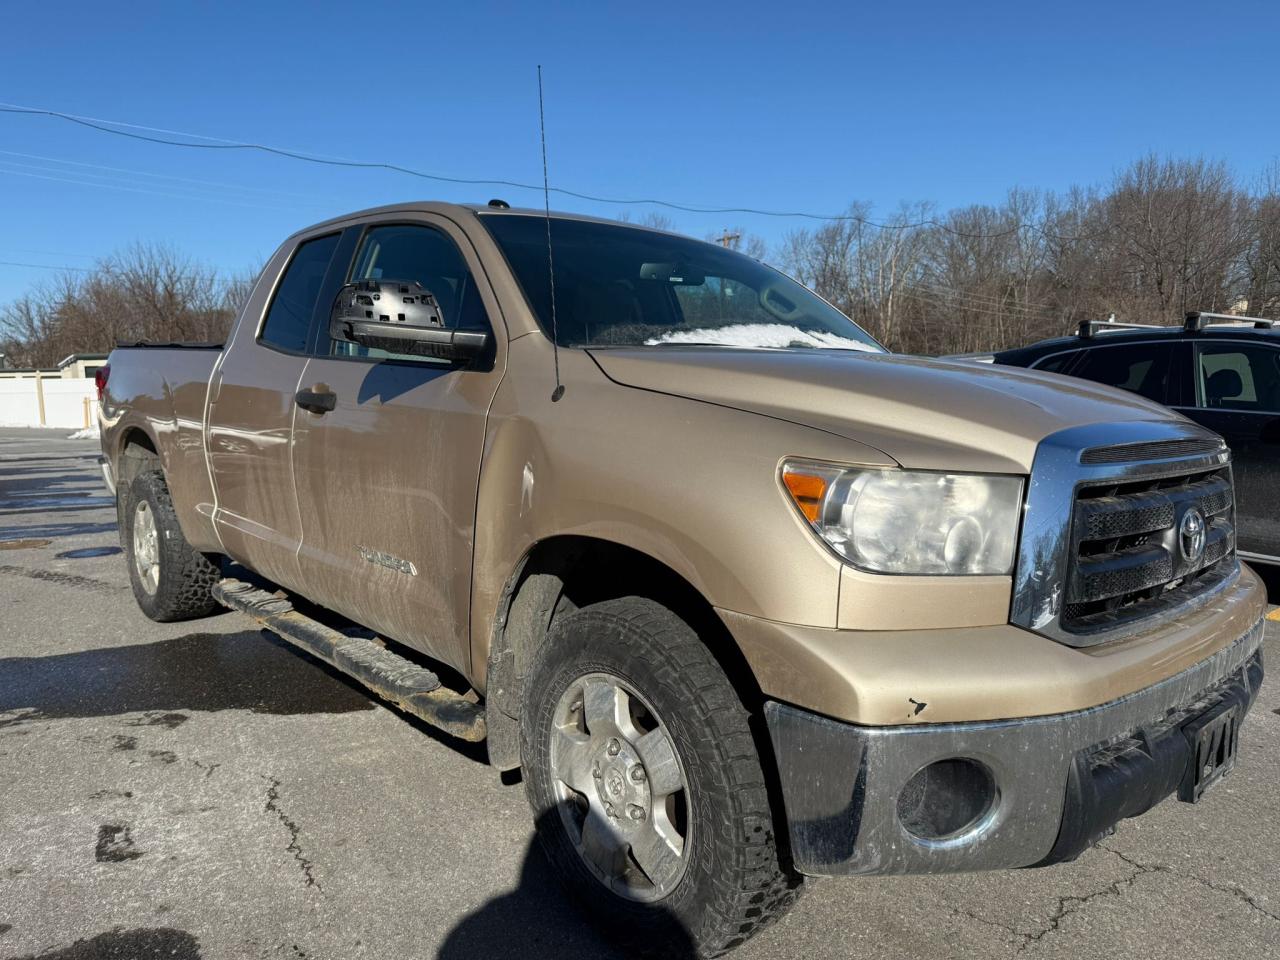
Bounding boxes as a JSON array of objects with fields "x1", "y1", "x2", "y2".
[
  {"x1": 123, "y1": 471, "x2": 220, "y2": 622},
  {"x1": 522, "y1": 597, "x2": 801, "y2": 957}
]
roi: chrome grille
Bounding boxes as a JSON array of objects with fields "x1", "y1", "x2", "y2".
[
  {"x1": 1062, "y1": 465, "x2": 1235, "y2": 632},
  {"x1": 1079, "y1": 437, "x2": 1223, "y2": 464},
  {"x1": 1011, "y1": 422, "x2": 1238, "y2": 648}
]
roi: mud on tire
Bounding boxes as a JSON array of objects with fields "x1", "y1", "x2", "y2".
[
  {"x1": 123, "y1": 470, "x2": 220, "y2": 622},
  {"x1": 521, "y1": 596, "x2": 802, "y2": 957}
]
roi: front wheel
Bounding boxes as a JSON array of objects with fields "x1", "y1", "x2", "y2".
[
  {"x1": 123, "y1": 470, "x2": 221, "y2": 622},
  {"x1": 521, "y1": 597, "x2": 801, "y2": 957}
]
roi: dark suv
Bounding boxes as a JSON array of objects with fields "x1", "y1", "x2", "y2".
[{"x1": 993, "y1": 313, "x2": 1280, "y2": 565}]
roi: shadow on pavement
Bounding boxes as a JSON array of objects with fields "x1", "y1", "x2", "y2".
[
  {"x1": 0, "y1": 927, "x2": 201, "y2": 960},
  {"x1": 0, "y1": 631, "x2": 378, "y2": 724},
  {"x1": 438, "y1": 811, "x2": 696, "y2": 960},
  {"x1": 0, "y1": 521, "x2": 117, "y2": 542}
]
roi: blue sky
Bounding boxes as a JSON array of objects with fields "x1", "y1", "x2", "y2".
[{"x1": 2, "y1": 0, "x2": 1278, "y2": 302}]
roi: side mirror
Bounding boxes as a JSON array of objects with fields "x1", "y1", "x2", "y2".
[{"x1": 329, "y1": 280, "x2": 489, "y2": 363}]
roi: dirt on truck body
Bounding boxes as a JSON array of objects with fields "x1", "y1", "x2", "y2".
[{"x1": 97, "y1": 201, "x2": 1267, "y2": 956}]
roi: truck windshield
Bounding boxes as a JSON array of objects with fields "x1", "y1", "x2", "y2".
[{"x1": 481, "y1": 214, "x2": 884, "y2": 352}]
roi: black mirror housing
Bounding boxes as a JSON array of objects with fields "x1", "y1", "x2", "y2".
[{"x1": 329, "y1": 280, "x2": 489, "y2": 363}]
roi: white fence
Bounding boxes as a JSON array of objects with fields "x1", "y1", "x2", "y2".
[{"x1": 0, "y1": 377, "x2": 99, "y2": 429}]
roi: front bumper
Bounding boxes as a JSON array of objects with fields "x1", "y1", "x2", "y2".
[{"x1": 765, "y1": 615, "x2": 1265, "y2": 876}]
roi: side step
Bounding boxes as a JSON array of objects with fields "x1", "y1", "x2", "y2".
[{"x1": 212, "y1": 578, "x2": 485, "y2": 742}]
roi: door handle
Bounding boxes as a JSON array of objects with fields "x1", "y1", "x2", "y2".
[{"x1": 295, "y1": 388, "x2": 337, "y2": 414}]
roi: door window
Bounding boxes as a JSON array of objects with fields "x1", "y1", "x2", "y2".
[
  {"x1": 1032, "y1": 350, "x2": 1081, "y2": 374},
  {"x1": 259, "y1": 233, "x2": 341, "y2": 353},
  {"x1": 1068, "y1": 342, "x2": 1177, "y2": 404},
  {"x1": 330, "y1": 224, "x2": 490, "y2": 362},
  {"x1": 1194, "y1": 343, "x2": 1280, "y2": 412}
]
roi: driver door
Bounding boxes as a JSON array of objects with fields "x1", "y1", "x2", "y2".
[{"x1": 289, "y1": 216, "x2": 504, "y2": 675}]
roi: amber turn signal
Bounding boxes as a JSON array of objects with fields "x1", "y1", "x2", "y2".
[{"x1": 783, "y1": 471, "x2": 827, "y2": 523}]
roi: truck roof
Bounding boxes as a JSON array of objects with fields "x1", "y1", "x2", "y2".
[{"x1": 285, "y1": 200, "x2": 683, "y2": 243}]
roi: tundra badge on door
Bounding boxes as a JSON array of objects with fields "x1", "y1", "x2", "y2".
[{"x1": 357, "y1": 546, "x2": 418, "y2": 576}]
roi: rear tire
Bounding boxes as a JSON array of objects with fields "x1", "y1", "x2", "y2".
[
  {"x1": 123, "y1": 470, "x2": 220, "y2": 622},
  {"x1": 521, "y1": 596, "x2": 801, "y2": 957}
]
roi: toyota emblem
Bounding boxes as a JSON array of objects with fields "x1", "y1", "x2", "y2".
[{"x1": 1179, "y1": 508, "x2": 1207, "y2": 564}]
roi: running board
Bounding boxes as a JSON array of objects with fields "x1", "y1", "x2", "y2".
[{"x1": 212, "y1": 578, "x2": 485, "y2": 742}]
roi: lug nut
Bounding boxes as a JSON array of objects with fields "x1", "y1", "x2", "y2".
[
  {"x1": 607, "y1": 738, "x2": 621, "y2": 757},
  {"x1": 592, "y1": 761, "x2": 602, "y2": 779},
  {"x1": 628, "y1": 804, "x2": 645, "y2": 821},
  {"x1": 604, "y1": 802, "x2": 617, "y2": 819},
  {"x1": 629, "y1": 766, "x2": 646, "y2": 783}
]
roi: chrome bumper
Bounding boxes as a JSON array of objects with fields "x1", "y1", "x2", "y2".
[{"x1": 765, "y1": 615, "x2": 1265, "y2": 876}]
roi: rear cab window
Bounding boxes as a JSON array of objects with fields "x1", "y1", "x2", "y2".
[{"x1": 258, "y1": 233, "x2": 341, "y2": 353}]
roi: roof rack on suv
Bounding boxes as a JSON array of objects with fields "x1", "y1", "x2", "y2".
[
  {"x1": 1184, "y1": 311, "x2": 1276, "y2": 332},
  {"x1": 1076, "y1": 319, "x2": 1172, "y2": 338}
]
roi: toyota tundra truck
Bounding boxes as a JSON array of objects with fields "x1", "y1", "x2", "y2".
[{"x1": 97, "y1": 202, "x2": 1268, "y2": 956}]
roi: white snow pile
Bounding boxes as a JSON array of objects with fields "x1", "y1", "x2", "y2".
[
  {"x1": 67, "y1": 426, "x2": 101, "y2": 440},
  {"x1": 645, "y1": 323, "x2": 880, "y2": 351}
]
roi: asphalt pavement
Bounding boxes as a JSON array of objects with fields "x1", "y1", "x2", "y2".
[{"x1": 0, "y1": 426, "x2": 1277, "y2": 960}]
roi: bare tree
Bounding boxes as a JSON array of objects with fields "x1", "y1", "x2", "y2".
[{"x1": 0, "y1": 243, "x2": 254, "y2": 368}]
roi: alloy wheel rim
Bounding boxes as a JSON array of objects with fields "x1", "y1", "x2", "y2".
[
  {"x1": 132, "y1": 500, "x2": 160, "y2": 595},
  {"x1": 550, "y1": 672, "x2": 691, "y2": 902}
]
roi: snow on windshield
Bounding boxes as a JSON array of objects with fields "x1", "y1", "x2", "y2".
[{"x1": 645, "y1": 323, "x2": 882, "y2": 352}]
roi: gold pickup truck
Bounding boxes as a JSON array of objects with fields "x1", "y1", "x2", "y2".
[{"x1": 98, "y1": 202, "x2": 1267, "y2": 956}]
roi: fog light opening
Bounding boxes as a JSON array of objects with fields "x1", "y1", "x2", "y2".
[{"x1": 897, "y1": 758, "x2": 996, "y2": 842}]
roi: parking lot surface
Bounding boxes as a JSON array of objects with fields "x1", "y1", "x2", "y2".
[{"x1": 0, "y1": 427, "x2": 1277, "y2": 960}]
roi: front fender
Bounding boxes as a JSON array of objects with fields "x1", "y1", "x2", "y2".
[{"x1": 467, "y1": 339, "x2": 894, "y2": 684}]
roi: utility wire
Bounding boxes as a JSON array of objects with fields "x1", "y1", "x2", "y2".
[
  {"x1": 0, "y1": 148, "x2": 320, "y2": 200},
  {"x1": 0, "y1": 258, "x2": 89, "y2": 272},
  {"x1": 0, "y1": 163, "x2": 307, "y2": 212},
  {"x1": 0, "y1": 102, "x2": 1101, "y2": 241}
]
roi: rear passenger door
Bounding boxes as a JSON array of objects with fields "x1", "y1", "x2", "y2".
[
  {"x1": 206, "y1": 231, "x2": 345, "y2": 592},
  {"x1": 288, "y1": 216, "x2": 505, "y2": 675},
  {"x1": 1179, "y1": 342, "x2": 1280, "y2": 562}
]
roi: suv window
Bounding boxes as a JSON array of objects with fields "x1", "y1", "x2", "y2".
[
  {"x1": 330, "y1": 224, "x2": 490, "y2": 363},
  {"x1": 260, "y1": 233, "x2": 340, "y2": 353},
  {"x1": 1195, "y1": 343, "x2": 1280, "y2": 411},
  {"x1": 1068, "y1": 342, "x2": 1177, "y2": 403},
  {"x1": 1032, "y1": 350, "x2": 1081, "y2": 374}
]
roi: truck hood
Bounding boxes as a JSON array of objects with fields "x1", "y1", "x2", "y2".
[{"x1": 587, "y1": 347, "x2": 1182, "y2": 473}]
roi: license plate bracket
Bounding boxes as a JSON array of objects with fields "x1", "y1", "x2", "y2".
[{"x1": 1178, "y1": 701, "x2": 1240, "y2": 803}]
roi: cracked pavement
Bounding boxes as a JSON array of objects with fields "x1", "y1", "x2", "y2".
[{"x1": 0, "y1": 427, "x2": 1277, "y2": 960}]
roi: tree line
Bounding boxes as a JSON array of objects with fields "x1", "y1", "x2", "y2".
[
  {"x1": 775, "y1": 156, "x2": 1280, "y2": 355},
  {"x1": 3, "y1": 155, "x2": 1278, "y2": 366},
  {"x1": 0, "y1": 245, "x2": 254, "y2": 369}
]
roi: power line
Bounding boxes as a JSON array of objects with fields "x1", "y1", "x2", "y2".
[
  {"x1": 0, "y1": 148, "x2": 320, "y2": 200},
  {"x1": 0, "y1": 258, "x2": 89, "y2": 272},
  {"x1": 916, "y1": 280, "x2": 1056, "y2": 312},
  {"x1": 0, "y1": 101, "x2": 1092, "y2": 241},
  {"x1": 0, "y1": 162, "x2": 308, "y2": 212},
  {"x1": 898, "y1": 287, "x2": 1058, "y2": 323}
]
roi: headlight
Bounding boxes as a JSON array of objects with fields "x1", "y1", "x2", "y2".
[{"x1": 781, "y1": 461, "x2": 1024, "y2": 575}]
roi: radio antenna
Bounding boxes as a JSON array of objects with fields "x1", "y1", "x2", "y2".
[{"x1": 537, "y1": 65, "x2": 564, "y2": 402}]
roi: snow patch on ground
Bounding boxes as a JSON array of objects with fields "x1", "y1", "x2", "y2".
[
  {"x1": 67, "y1": 426, "x2": 101, "y2": 440},
  {"x1": 645, "y1": 323, "x2": 880, "y2": 351}
]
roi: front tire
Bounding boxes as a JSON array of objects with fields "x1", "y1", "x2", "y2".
[
  {"x1": 521, "y1": 597, "x2": 801, "y2": 957},
  {"x1": 123, "y1": 471, "x2": 220, "y2": 622}
]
